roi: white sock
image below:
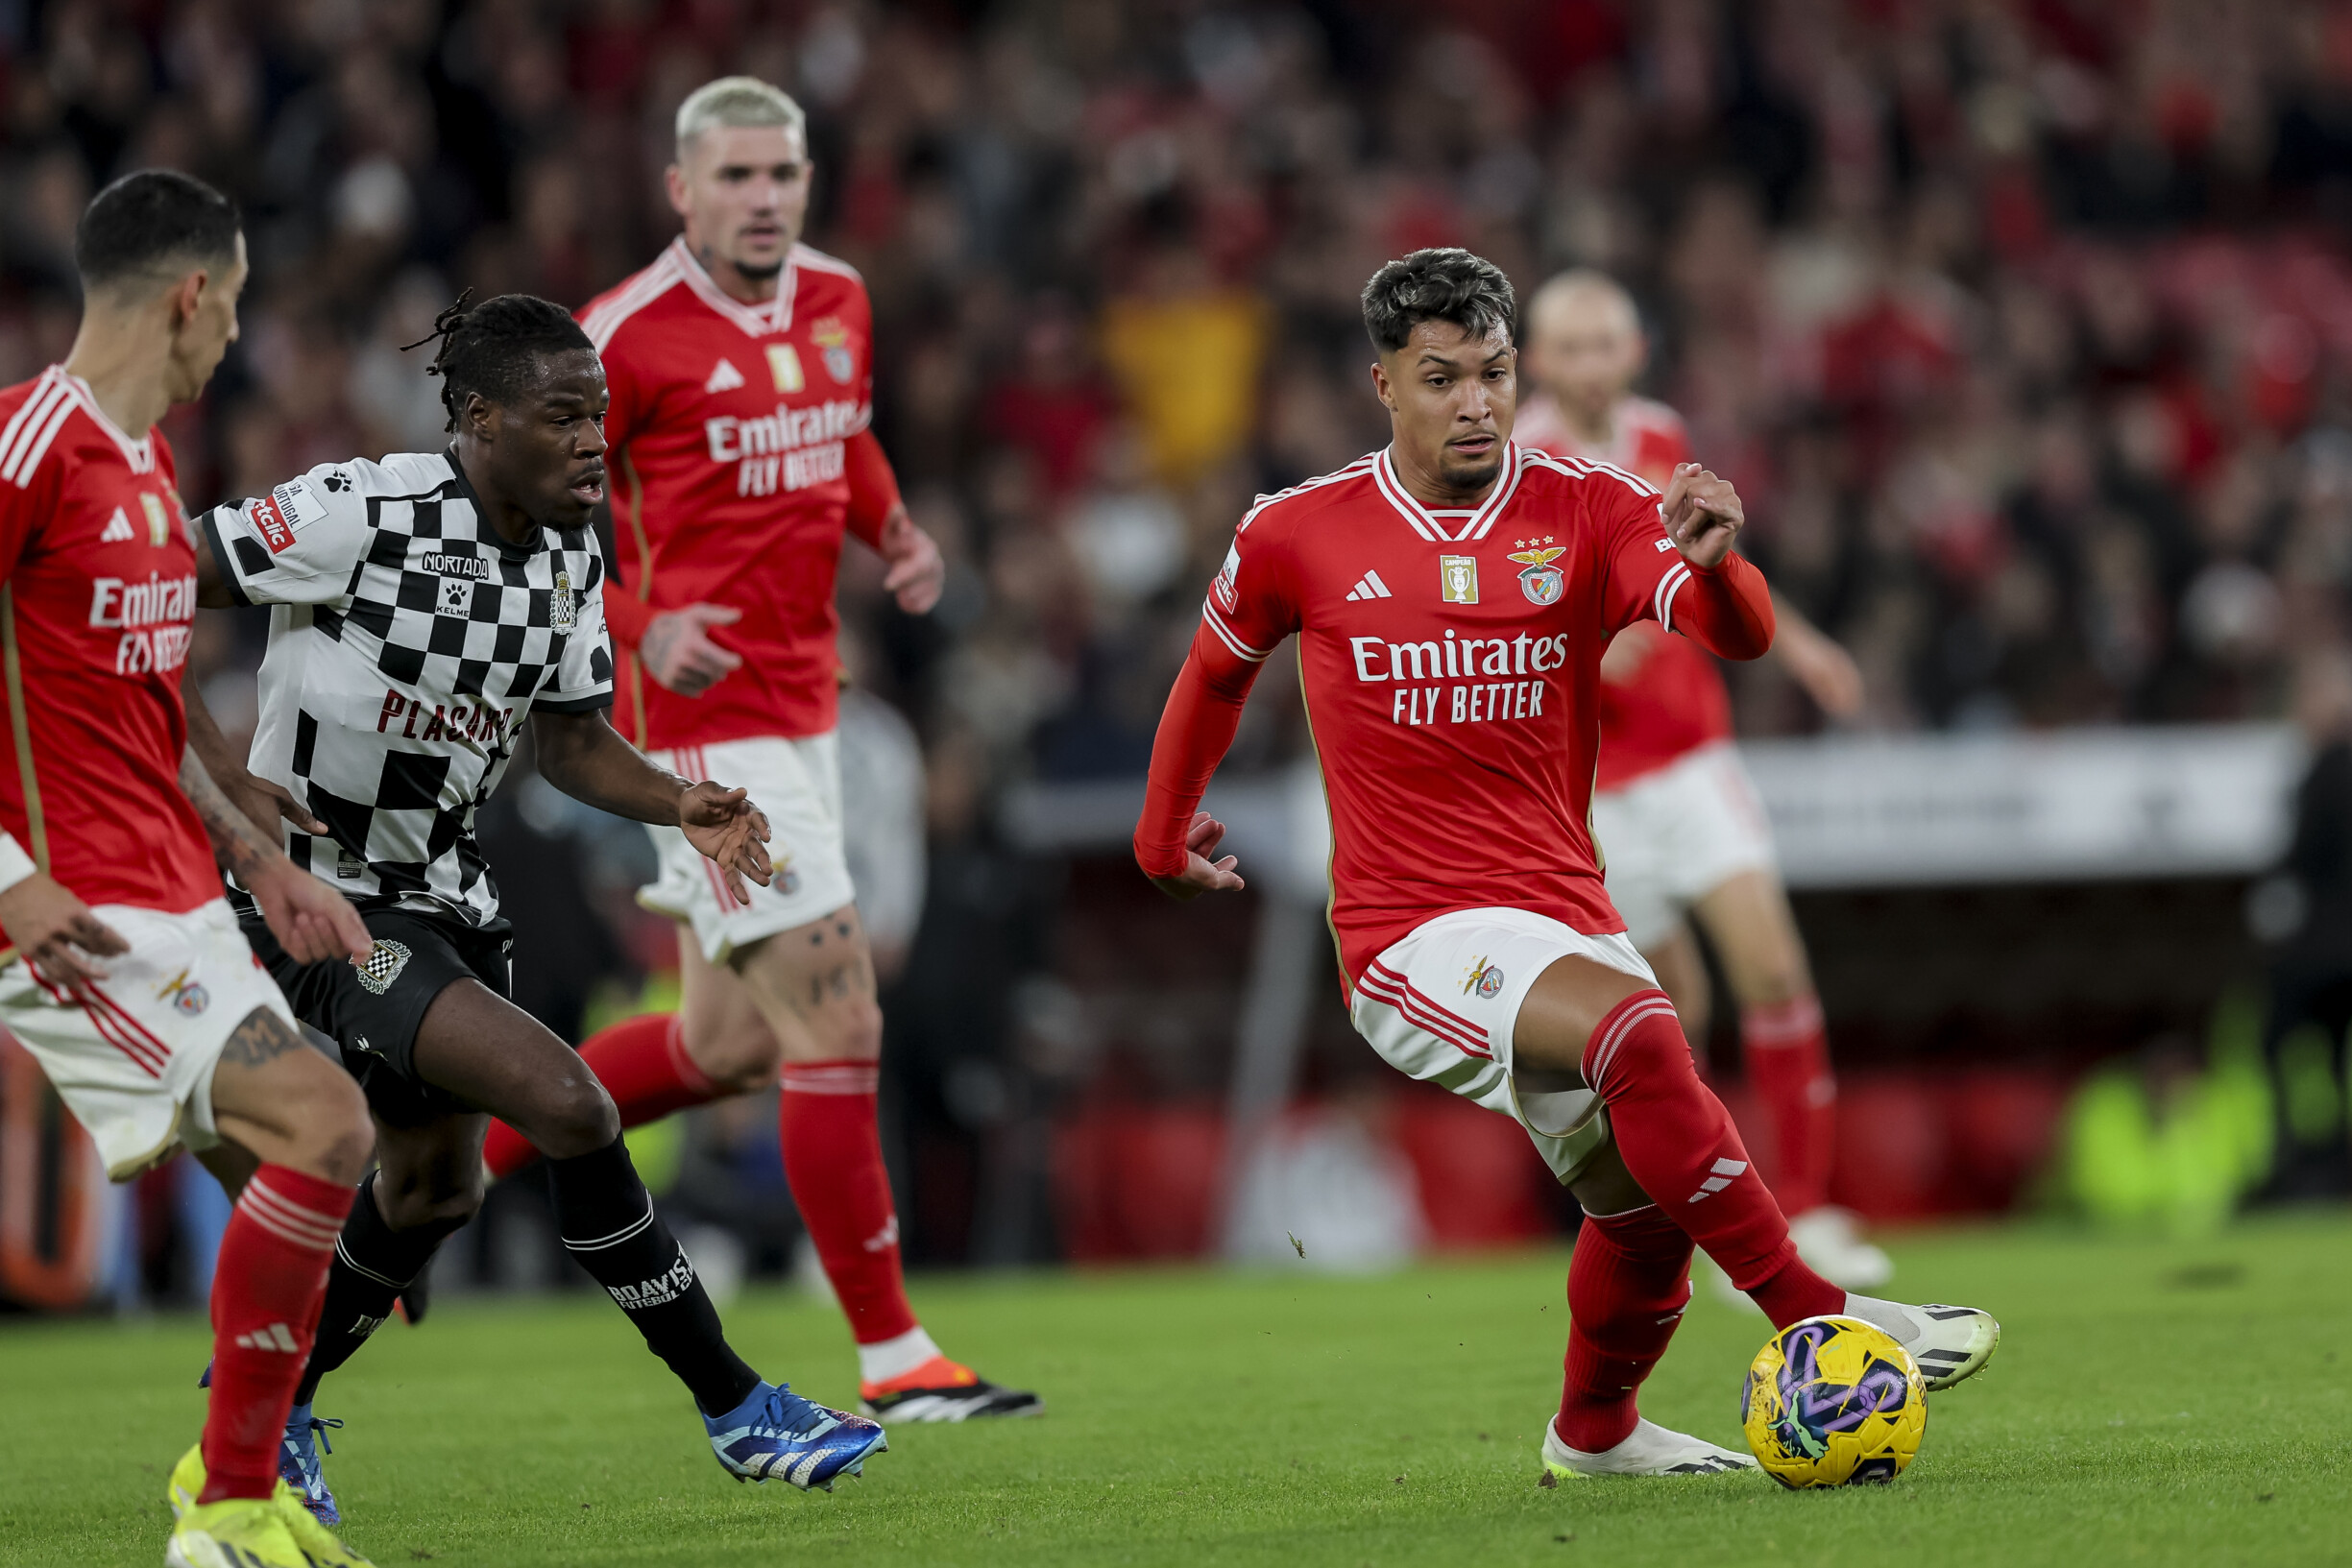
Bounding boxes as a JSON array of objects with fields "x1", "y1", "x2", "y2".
[{"x1": 857, "y1": 1324, "x2": 943, "y2": 1384}]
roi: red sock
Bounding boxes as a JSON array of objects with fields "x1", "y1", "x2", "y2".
[
  {"x1": 1584, "y1": 989, "x2": 1842, "y2": 1328},
  {"x1": 483, "y1": 1014, "x2": 719, "y2": 1180},
  {"x1": 1741, "y1": 995, "x2": 1836, "y2": 1217},
  {"x1": 1557, "y1": 1204, "x2": 1694, "y2": 1453},
  {"x1": 202, "y1": 1166, "x2": 354, "y2": 1503},
  {"x1": 779, "y1": 1060, "x2": 918, "y2": 1346}
]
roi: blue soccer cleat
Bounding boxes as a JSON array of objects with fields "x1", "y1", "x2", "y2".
[
  {"x1": 704, "y1": 1382, "x2": 887, "y2": 1491},
  {"x1": 278, "y1": 1404, "x2": 345, "y2": 1524}
]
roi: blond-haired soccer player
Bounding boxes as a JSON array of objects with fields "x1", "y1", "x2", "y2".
[
  {"x1": 1518, "y1": 269, "x2": 1890, "y2": 1290},
  {"x1": 476, "y1": 77, "x2": 1038, "y2": 1421}
]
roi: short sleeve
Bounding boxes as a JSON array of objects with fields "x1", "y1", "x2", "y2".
[
  {"x1": 1200, "y1": 509, "x2": 1300, "y2": 665},
  {"x1": 534, "y1": 550, "x2": 616, "y2": 713},
  {"x1": 202, "y1": 462, "x2": 374, "y2": 607},
  {"x1": 1588, "y1": 465, "x2": 1689, "y2": 635}
]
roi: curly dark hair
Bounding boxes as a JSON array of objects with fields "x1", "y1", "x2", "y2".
[
  {"x1": 403, "y1": 292, "x2": 597, "y2": 432},
  {"x1": 1360, "y1": 248, "x2": 1516, "y2": 354}
]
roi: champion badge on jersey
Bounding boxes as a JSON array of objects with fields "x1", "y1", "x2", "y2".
[
  {"x1": 1509, "y1": 539, "x2": 1565, "y2": 607},
  {"x1": 1440, "y1": 554, "x2": 1479, "y2": 604},
  {"x1": 766, "y1": 345, "x2": 805, "y2": 394},
  {"x1": 810, "y1": 316, "x2": 856, "y2": 384},
  {"x1": 139, "y1": 492, "x2": 171, "y2": 547},
  {"x1": 552, "y1": 570, "x2": 577, "y2": 631}
]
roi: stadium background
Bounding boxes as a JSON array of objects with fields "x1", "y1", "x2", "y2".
[{"x1": 0, "y1": 0, "x2": 2346, "y2": 1314}]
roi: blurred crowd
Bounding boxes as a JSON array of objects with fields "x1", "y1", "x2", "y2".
[
  {"x1": 12, "y1": 1, "x2": 2352, "y2": 791},
  {"x1": 17, "y1": 1, "x2": 2352, "y2": 1284}
]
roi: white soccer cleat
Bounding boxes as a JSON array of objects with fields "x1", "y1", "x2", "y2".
[
  {"x1": 1839, "y1": 1294, "x2": 2000, "y2": 1389},
  {"x1": 1788, "y1": 1206, "x2": 1894, "y2": 1291},
  {"x1": 1541, "y1": 1416, "x2": 1757, "y2": 1478}
]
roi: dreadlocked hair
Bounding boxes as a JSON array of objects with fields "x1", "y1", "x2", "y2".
[{"x1": 402, "y1": 291, "x2": 595, "y2": 432}]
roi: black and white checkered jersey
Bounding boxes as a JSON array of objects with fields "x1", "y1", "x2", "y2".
[{"x1": 199, "y1": 448, "x2": 614, "y2": 926}]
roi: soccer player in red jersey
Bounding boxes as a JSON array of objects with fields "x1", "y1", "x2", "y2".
[
  {"x1": 1135, "y1": 250, "x2": 1998, "y2": 1477},
  {"x1": 474, "y1": 77, "x2": 1037, "y2": 1420},
  {"x1": 0, "y1": 170, "x2": 380, "y2": 1568},
  {"x1": 1518, "y1": 269, "x2": 1890, "y2": 1290}
]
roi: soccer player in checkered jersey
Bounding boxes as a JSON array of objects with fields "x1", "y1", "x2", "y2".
[
  {"x1": 0, "y1": 170, "x2": 383, "y2": 1568},
  {"x1": 1135, "y1": 250, "x2": 2000, "y2": 1479},
  {"x1": 472, "y1": 77, "x2": 1039, "y2": 1422},
  {"x1": 1517, "y1": 269, "x2": 1893, "y2": 1292},
  {"x1": 183, "y1": 293, "x2": 888, "y2": 1516}
]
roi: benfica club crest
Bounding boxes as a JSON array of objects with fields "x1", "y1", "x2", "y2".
[
  {"x1": 810, "y1": 316, "x2": 856, "y2": 384},
  {"x1": 1509, "y1": 538, "x2": 1565, "y2": 606}
]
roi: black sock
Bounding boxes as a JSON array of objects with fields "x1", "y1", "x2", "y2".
[
  {"x1": 547, "y1": 1135, "x2": 761, "y2": 1417},
  {"x1": 294, "y1": 1176, "x2": 458, "y2": 1407}
]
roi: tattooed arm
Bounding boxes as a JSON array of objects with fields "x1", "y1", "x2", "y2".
[{"x1": 180, "y1": 747, "x2": 372, "y2": 966}]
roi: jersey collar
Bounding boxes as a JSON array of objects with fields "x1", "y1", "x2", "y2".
[
  {"x1": 51, "y1": 367, "x2": 157, "y2": 473},
  {"x1": 1370, "y1": 441, "x2": 1525, "y2": 544},
  {"x1": 667, "y1": 235, "x2": 797, "y2": 339}
]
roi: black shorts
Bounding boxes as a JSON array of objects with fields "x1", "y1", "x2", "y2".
[{"x1": 237, "y1": 902, "x2": 514, "y2": 1128}]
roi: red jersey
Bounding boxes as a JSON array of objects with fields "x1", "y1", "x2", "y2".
[
  {"x1": 1133, "y1": 443, "x2": 1774, "y2": 984},
  {"x1": 1518, "y1": 394, "x2": 1734, "y2": 790},
  {"x1": 0, "y1": 368, "x2": 217, "y2": 918},
  {"x1": 583, "y1": 237, "x2": 893, "y2": 748}
]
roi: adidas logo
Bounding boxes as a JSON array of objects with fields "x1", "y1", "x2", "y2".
[
  {"x1": 100, "y1": 507, "x2": 134, "y2": 543},
  {"x1": 704, "y1": 358, "x2": 746, "y2": 394},
  {"x1": 1686, "y1": 1157, "x2": 1747, "y2": 1203},
  {"x1": 233, "y1": 1322, "x2": 302, "y2": 1353},
  {"x1": 862, "y1": 1216, "x2": 900, "y2": 1254},
  {"x1": 1344, "y1": 569, "x2": 1394, "y2": 602}
]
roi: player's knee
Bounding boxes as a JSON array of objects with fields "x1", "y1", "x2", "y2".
[
  {"x1": 529, "y1": 1075, "x2": 621, "y2": 1159},
  {"x1": 382, "y1": 1177, "x2": 482, "y2": 1234},
  {"x1": 280, "y1": 1054, "x2": 374, "y2": 1186},
  {"x1": 823, "y1": 992, "x2": 883, "y2": 1061}
]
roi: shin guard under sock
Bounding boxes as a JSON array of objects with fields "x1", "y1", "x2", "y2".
[
  {"x1": 203, "y1": 1167, "x2": 353, "y2": 1502},
  {"x1": 1557, "y1": 1204, "x2": 1695, "y2": 1453},
  {"x1": 779, "y1": 1060, "x2": 920, "y2": 1347},
  {"x1": 548, "y1": 1134, "x2": 759, "y2": 1416},
  {"x1": 1740, "y1": 995, "x2": 1837, "y2": 1217},
  {"x1": 1584, "y1": 988, "x2": 1842, "y2": 1327},
  {"x1": 294, "y1": 1174, "x2": 463, "y2": 1407},
  {"x1": 483, "y1": 1014, "x2": 718, "y2": 1180}
]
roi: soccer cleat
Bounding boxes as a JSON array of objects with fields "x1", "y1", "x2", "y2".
[
  {"x1": 860, "y1": 1356, "x2": 1044, "y2": 1422},
  {"x1": 1788, "y1": 1207, "x2": 1894, "y2": 1291},
  {"x1": 170, "y1": 1439, "x2": 376, "y2": 1565},
  {"x1": 1541, "y1": 1416, "x2": 1757, "y2": 1478},
  {"x1": 705, "y1": 1381, "x2": 887, "y2": 1491},
  {"x1": 165, "y1": 1491, "x2": 310, "y2": 1568},
  {"x1": 276, "y1": 1403, "x2": 344, "y2": 1524},
  {"x1": 1840, "y1": 1295, "x2": 2000, "y2": 1390}
]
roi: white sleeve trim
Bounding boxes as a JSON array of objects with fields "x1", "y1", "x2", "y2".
[
  {"x1": 0, "y1": 832, "x2": 38, "y2": 894},
  {"x1": 1201, "y1": 601, "x2": 1273, "y2": 663}
]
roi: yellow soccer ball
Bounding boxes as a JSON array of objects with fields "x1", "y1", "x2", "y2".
[{"x1": 1740, "y1": 1315, "x2": 1928, "y2": 1488}]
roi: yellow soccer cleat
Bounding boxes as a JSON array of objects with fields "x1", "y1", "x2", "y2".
[
  {"x1": 166, "y1": 1441, "x2": 375, "y2": 1567},
  {"x1": 164, "y1": 1492, "x2": 308, "y2": 1568},
  {"x1": 271, "y1": 1480, "x2": 376, "y2": 1568}
]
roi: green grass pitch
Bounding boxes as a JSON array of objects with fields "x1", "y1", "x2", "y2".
[{"x1": 4, "y1": 1215, "x2": 2348, "y2": 1567}]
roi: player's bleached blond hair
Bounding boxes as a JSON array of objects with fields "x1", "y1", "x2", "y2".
[
  {"x1": 1526, "y1": 268, "x2": 1641, "y2": 340},
  {"x1": 674, "y1": 77, "x2": 807, "y2": 161}
]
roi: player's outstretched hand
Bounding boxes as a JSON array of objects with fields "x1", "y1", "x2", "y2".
[
  {"x1": 247, "y1": 859, "x2": 373, "y2": 966},
  {"x1": 642, "y1": 603, "x2": 745, "y2": 698},
  {"x1": 680, "y1": 782, "x2": 774, "y2": 904},
  {"x1": 230, "y1": 770, "x2": 329, "y2": 838},
  {"x1": 0, "y1": 872, "x2": 128, "y2": 998},
  {"x1": 1149, "y1": 810, "x2": 1246, "y2": 903},
  {"x1": 876, "y1": 504, "x2": 946, "y2": 615},
  {"x1": 1659, "y1": 462, "x2": 1744, "y2": 569}
]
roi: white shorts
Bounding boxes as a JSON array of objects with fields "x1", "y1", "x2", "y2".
[
  {"x1": 641, "y1": 734, "x2": 858, "y2": 965},
  {"x1": 0, "y1": 898, "x2": 298, "y2": 1180},
  {"x1": 1590, "y1": 741, "x2": 1779, "y2": 951},
  {"x1": 1349, "y1": 906, "x2": 1657, "y2": 1184}
]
